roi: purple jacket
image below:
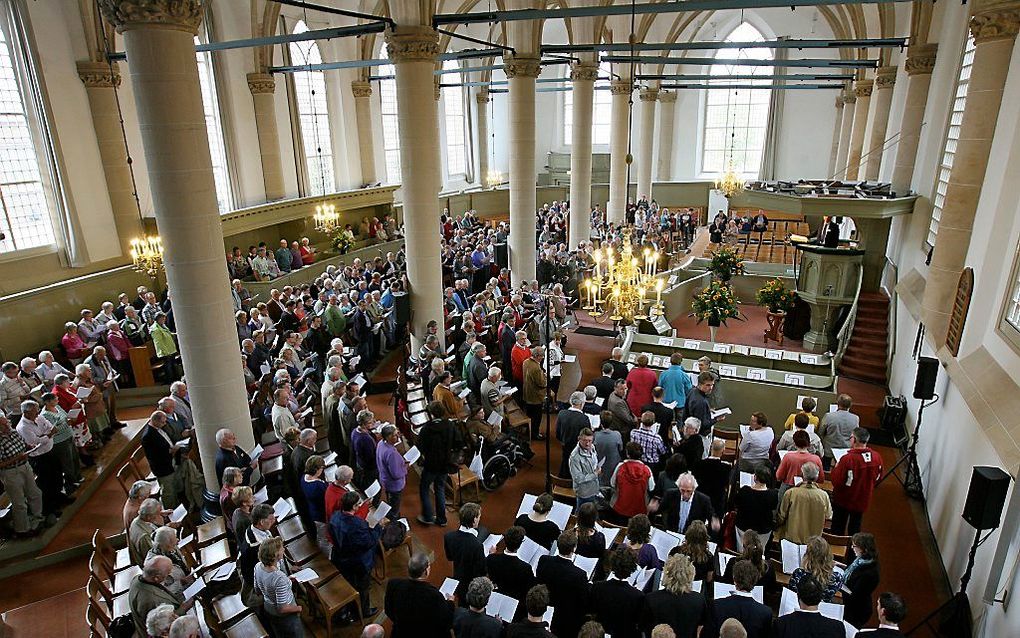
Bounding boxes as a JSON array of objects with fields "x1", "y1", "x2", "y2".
[{"x1": 376, "y1": 441, "x2": 407, "y2": 492}]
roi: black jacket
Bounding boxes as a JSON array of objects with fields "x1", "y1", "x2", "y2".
[
  {"x1": 140, "y1": 424, "x2": 175, "y2": 478},
  {"x1": 661, "y1": 489, "x2": 715, "y2": 533},
  {"x1": 453, "y1": 607, "x2": 504, "y2": 638},
  {"x1": 485, "y1": 553, "x2": 536, "y2": 608},
  {"x1": 589, "y1": 579, "x2": 644, "y2": 638},
  {"x1": 843, "y1": 560, "x2": 881, "y2": 628},
  {"x1": 384, "y1": 578, "x2": 455, "y2": 638},
  {"x1": 642, "y1": 401, "x2": 677, "y2": 436},
  {"x1": 505, "y1": 620, "x2": 555, "y2": 638},
  {"x1": 419, "y1": 419, "x2": 461, "y2": 474},
  {"x1": 855, "y1": 629, "x2": 905, "y2": 638},
  {"x1": 708, "y1": 593, "x2": 774, "y2": 638},
  {"x1": 535, "y1": 554, "x2": 589, "y2": 638},
  {"x1": 608, "y1": 359, "x2": 629, "y2": 381},
  {"x1": 555, "y1": 408, "x2": 589, "y2": 476},
  {"x1": 592, "y1": 375, "x2": 616, "y2": 399},
  {"x1": 693, "y1": 456, "x2": 733, "y2": 516},
  {"x1": 774, "y1": 610, "x2": 846, "y2": 638},
  {"x1": 445, "y1": 529, "x2": 487, "y2": 604},
  {"x1": 215, "y1": 446, "x2": 253, "y2": 488}
]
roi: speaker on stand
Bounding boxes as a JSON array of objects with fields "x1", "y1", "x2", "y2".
[
  {"x1": 908, "y1": 466, "x2": 1012, "y2": 638},
  {"x1": 876, "y1": 358, "x2": 940, "y2": 500}
]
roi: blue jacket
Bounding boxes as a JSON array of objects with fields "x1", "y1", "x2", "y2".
[
  {"x1": 659, "y1": 364, "x2": 692, "y2": 405},
  {"x1": 329, "y1": 511, "x2": 382, "y2": 573}
]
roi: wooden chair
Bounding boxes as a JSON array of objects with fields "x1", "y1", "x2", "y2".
[
  {"x1": 86, "y1": 579, "x2": 115, "y2": 637},
  {"x1": 87, "y1": 573, "x2": 131, "y2": 620},
  {"x1": 283, "y1": 535, "x2": 320, "y2": 565},
  {"x1": 223, "y1": 613, "x2": 270, "y2": 638},
  {"x1": 549, "y1": 474, "x2": 576, "y2": 504},
  {"x1": 275, "y1": 516, "x2": 307, "y2": 543},
  {"x1": 210, "y1": 592, "x2": 252, "y2": 629},
  {"x1": 115, "y1": 463, "x2": 137, "y2": 497},
  {"x1": 301, "y1": 554, "x2": 340, "y2": 588},
  {"x1": 822, "y1": 532, "x2": 851, "y2": 562},
  {"x1": 197, "y1": 516, "x2": 228, "y2": 547},
  {"x1": 304, "y1": 574, "x2": 364, "y2": 636},
  {"x1": 199, "y1": 538, "x2": 233, "y2": 574},
  {"x1": 91, "y1": 530, "x2": 133, "y2": 574},
  {"x1": 445, "y1": 466, "x2": 481, "y2": 505},
  {"x1": 713, "y1": 428, "x2": 741, "y2": 463},
  {"x1": 373, "y1": 532, "x2": 413, "y2": 584},
  {"x1": 89, "y1": 552, "x2": 138, "y2": 600},
  {"x1": 129, "y1": 446, "x2": 155, "y2": 480}
]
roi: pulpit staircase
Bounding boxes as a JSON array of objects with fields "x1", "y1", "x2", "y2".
[{"x1": 836, "y1": 291, "x2": 891, "y2": 385}]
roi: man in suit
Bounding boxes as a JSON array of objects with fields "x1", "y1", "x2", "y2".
[
  {"x1": 444, "y1": 502, "x2": 488, "y2": 606},
  {"x1": 140, "y1": 410, "x2": 183, "y2": 510},
  {"x1": 485, "y1": 525, "x2": 535, "y2": 609},
  {"x1": 685, "y1": 372, "x2": 724, "y2": 456},
  {"x1": 214, "y1": 428, "x2": 255, "y2": 487},
  {"x1": 505, "y1": 585, "x2": 555, "y2": 638},
  {"x1": 606, "y1": 347, "x2": 629, "y2": 380},
  {"x1": 535, "y1": 531, "x2": 590, "y2": 638},
  {"x1": 589, "y1": 547, "x2": 644, "y2": 638},
  {"x1": 466, "y1": 342, "x2": 489, "y2": 404},
  {"x1": 855, "y1": 592, "x2": 907, "y2": 637},
  {"x1": 708, "y1": 560, "x2": 772, "y2": 638},
  {"x1": 693, "y1": 438, "x2": 732, "y2": 517},
  {"x1": 773, "y1": 575, "x2": 845, "y2": 638},
  {"x1": 555, "y1": 391, "x2": 590, "y2": 478},
  {"x1": 606, "y1": 379, "x2": 636, "y2": 436},
  {"x1": 591, "y1": 363, "x2": 617, "y2": 400},
  {"x1": 453, "y1": 577, "x2": 505, "y2": 638},
  {"x1": 289, "y1": 428, "x2": 318, "y2": 538},
  {"x1": 384, "y1": 553, "x2": 455, "y2": 638},
  {"x1": 641, "y1": 386, "x2": 676, "y2": 440},
  {"x1": 660, "y1": 472, "x2": 716, "y2": 534}
]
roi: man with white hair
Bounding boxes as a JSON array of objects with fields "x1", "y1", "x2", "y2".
[
  {"x1": 661, "y1": 472, "x2": 716, "y2": 533},
  {"x1": 776, "y1": 461, "x2": 832, "y2": 544},
  {"x1": 479, "y1": 367, "x2": 507, "y2": 418},
  {"x1": 0, "y1": 361, "x2": 29, "y2": 422},
  {"x1": 145, "y1": 603, "x2": 177, "y2": 638},
  {"x1": 556, "y1": 392, "x2": 590, "y2": 477},
  {"x1": 129, "y1": 497, "x2": 166, "y2": 566},
  {"x1": 271, "y1": 387, "x2": 299, "y2": 442},
  {"x1": 606, "y1": 347, "x2": 629, "y2": 380},
  {"x1": 140, "y1": 410, "x2": 184, "y2": 510},
  {"x1": 128, "y1": 555, "x2": 194, "y2": 637},
  {"x1": 466, "y1": 342, "x2": 488, "y2": 402},
  {"x1": 146, "y1": 526, "x2": 196, "y2": 596},
  {"x1": 0, "y1": 411, "x2": 43, "y2": 537},
  {"x1": 321, "y1": 365, "x2": 345, "y2": 415},
  {"x1": 214, "y1": 428, "x2": 255, "y2": 487},
  {"x1": 36, "y1": 351, "x2": 71, "y2": 383},
  {"x1": 168, "y1": 381, "x2": 193, "y2": 429},
  {"x1": 167, "y1": 615, "x2": 201, "y2": 638},
  {"x1": 17, "y1": 399, "x2": 65, "y2": 518},
  {"x1": 85, "y1": 345, "x2": 124, "y2": 429}
]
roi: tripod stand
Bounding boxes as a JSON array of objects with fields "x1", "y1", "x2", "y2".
[
  {"x1": 906, "y1": 525, "x2": 982, "y2": 636},
  {"x1": 876, "y1": 395, "x2": 931, "y2": 500}
]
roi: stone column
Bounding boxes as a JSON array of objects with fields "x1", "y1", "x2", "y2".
[
  {"x1": 827, "y1": 95, "x2": 844, "y2": 178},
  {"x1": 97, "y1": 0, "x2": 254, "y2": 501},
  {"x1": 845, "y1": 79, "x2": 873, "y2": 180},
  {"x1": 351, "y1": 80, "x2": 376, "y2": 187},
  {"x1": 922, "y1": 1, "x2": 1020, "y2": 346},
  {"x1": 569, "y1": 62, "x2": 597, "y2": 249},
  {"x1": 636, "y1": 87, "x2": 658, "y2": 202},
  {"x1": 608, "y1": 79, "x2": 632, "y2": 225},
  {"x1": 386, "y1": 26, "x2": 445, "y2": 352},
  {"x1": 657, "y1": 91, "x2": 677, "y2": 181},
  {"x1": 863, "y1": 66, "x2": 898, "y2": 180},
  {"x1": 505, "y1": 55, "x2": 541, "y2": 283},
  {"x1": 891, "y1": 44, "x2": 938, "y2": 194},
  {"x1": 476, "y1": 88, "x2": 490, "y2": 187},
  {"x1": 76, "y1": 60, "x2": 143, "y2": 256},
  {"x1": 246, "y1": 73, "x2": 285, "y2": 201},
  {"x1": 836, "y1": 89, "x2": 856, "y2": 179}
]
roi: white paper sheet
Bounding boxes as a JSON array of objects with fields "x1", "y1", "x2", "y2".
[
  {"x1": 183, "y1": 578, "x2": 206, "y2": 600},
  {"x1": 273, "y1": 498, "x2": 292, "y2": 520},
  {"x1": 517, "y1": 535, "x2": 546, "y2": 572},
  {"x1": 715, "y1": 582, "x2": 764, "y2": 604},
  {"x1": 587, "y1": 414, "x2": 601, "y2": 429},
  {"x1": 169, "y1": 504, "x2": 188, "y2": 523},
  {"x1": 594, "y1": 397, "x2": 605, "y2": 406},
  {"x1": 483, "y1": 534, "x2": 503, "y2": 555},
  {"x1": 487, "y1": 411, "x2": 503, "y2": 426},
  {"x1": 291, "y1": 568, "x2": 319, "y2": 583},
  {"x1": 658, "y1": 337, "x2": 674, "y2": 346},
  {"x1": 739, "y1": 471, "x2": 754, "y2": 488},
  {"x1": 781, "y1": 539, "x2": 805, "y2": 574},
  {"x1": 710, "y1": 407, "x2": 732, "y2": 420},
  {"x1": 403, "y1": 446, "x2": 421, "y2": 464},
  {"x1": 563, "y1": 354, "x2": 577, "y2": 363},
  {"x1": 249, "y1": 444, "x2": 264, "y2": 462},
  {"x1": 254, "y1": 486, "x2": 268, "y2": 504},
  {"x1": 765, "y1": 349, "x2": 783, "y2": 360},
  {"x1": 75, "y1": 386, "x2": 92, "y2": 399},
  {"x1": 784, "y1": 374, "x2": 805, "y2": 386},
  {"x1": 593, "y1": 522, "x2": 617, "y2": 550},
  {"x1": 485, "y1": 592, "x2": 519, "y2": 621},
  {"x1": 209, "y1": 561, "x2": 236, "y2": 581},
  {"x1": 367, "y1": 501, "x2": 391, "y2": 527},
  {"x1": 832, "y1": 448, "x2": 851, "y2": 463},
  {"x1": 364, "y1": 480, "x2": 381, "y2": 499},
  {"x1": 719, "y1": 365, "x2": 737, "y2": 377},
  {"x1": 649, "y1": 528, "x2": 683, "y2": 562},
  {"x1": 713, "y1": 343, "x2": 731, "y2": 354},
  {"x1": 440, "y1": 577, "x2": 459, "y2": 598},
  {"x1": 746, "y1": 368, "x2": 767, "y2": 381},
  {"x1": 683, "y1": 339, "x2": 701, "y2": 349}
]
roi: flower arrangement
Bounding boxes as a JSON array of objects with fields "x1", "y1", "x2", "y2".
[
  {"x1": 707, "y1": 246, "x2": 745, "y2": 281},
  {"x1": 755, "y1": 278, "x2": 796, "y2": 313},
  {"x1": 330, "y1": 225, "x2": 355, "y2": 254},
  {"x1": 691, "y1": 279, "x2": 743, "y2": 326}
]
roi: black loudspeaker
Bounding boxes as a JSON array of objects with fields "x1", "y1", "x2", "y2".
[
  {"x1": 880, "y1": 395, "x2": 908, "y2": 445},
  {"x1": 392, "y1": 291, "x2": 410, "y2": 325},
  {"x1": 494, "y1": 243, "x2": 509, "y2": 269},
  {"x1": 962, "y1": 466, "x2": 1011, "y2": 530},
  {"x1": 913, "y1": 356, "x2": 939, "y2": 400}
]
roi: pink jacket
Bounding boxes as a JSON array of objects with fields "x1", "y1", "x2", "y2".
[{"x1": 626, "y1": 366, "x2": 658, "y2": 416}]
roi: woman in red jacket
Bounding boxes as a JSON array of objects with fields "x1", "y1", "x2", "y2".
[
  {"x1": 609, "y1": 442, "x2": 654, "y2": 523},
  {"x1": 625, "y1": 354, "x2": 658, "y2": 416}
]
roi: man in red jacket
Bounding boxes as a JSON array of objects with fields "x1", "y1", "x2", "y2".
[
  {"x1": 830, "y1": 427, "x2": 884, "y2": 536},
  {"x1": 510, "y1": 331, "x2": 531, "y2": 386}
]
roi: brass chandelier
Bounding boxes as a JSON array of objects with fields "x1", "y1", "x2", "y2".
[
  {"x1": 583, "y1": 229, "x2": 666, "y2": 324},
  {"x1": 715, "y1": 157, "x2": 745, "y2": 198},
  {"x1": 313, "y1": 202, "x2": 340, "y2": 233},
  {"x1": 130, "y1": 236, "x2": 164, "y2": 279}
]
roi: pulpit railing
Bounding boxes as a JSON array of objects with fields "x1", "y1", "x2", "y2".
[{"x1": 833, "y1": 263, "x2": 864, "y2": 367}]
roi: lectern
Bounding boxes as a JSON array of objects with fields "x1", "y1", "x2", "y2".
[{"x1": 794, "y1": 244, "x2": 864, "y2": 353}]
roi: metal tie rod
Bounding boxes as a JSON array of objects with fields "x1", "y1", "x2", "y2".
[
  {"x1": 544, "y1": 37, "x2": 907, "y2": 53},
  {"x1": 602, "y1": 55, "x2": 878, "y2": 68}
]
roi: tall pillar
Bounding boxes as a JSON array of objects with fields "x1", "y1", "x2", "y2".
[
  {"x1": 569, "y1": 62, "x2": 597, "y2": 249},
  {"x1": 505, "y1": 55, "x2": 541, "y2": 283},
  {"x1": 476, "y1": 88, "x2": 490, "y2": 187},
  {"x1": 922, "y1": 1, "x2": 1020, "y2": 346},
  {"x1": 76, "y1": 60, "x2": 144, "y2": 256},
  {"x1": 827, "y1": 95, "x2": 844, "y2": 178},
  {"x1": 98, "y1": 0, "x2": 253, "y2": 499},
  {"x1": 246, "y1": 73, "x2": 285, "y2": 201},
  {"x1": 863, "y1": 66, "x2": 898, "y2": 180},
  {"x1": 636, "y1": 87, "x2": 658, "y2": 201},
  {"x1": 351, "y1": 80, "x2": 376, "y2": 187},
  {"x1": 845, "y1": 79, "x2": 873, "y2": 180},
  {"x1": 891, "y1": 44, "x2": 938, "y2": 194},
  {"x1": 836, "y1": 89, "x2": 856, "y2": 179},
  {"x1": 386, "y1": 27, "x2": 445, "y2": 352},
  {"x1": 656, "y1": 91, "x2": 677, "y2": 181},
  {"x1": 608, "y1": 79, "x2": 631, "y2": 225}
]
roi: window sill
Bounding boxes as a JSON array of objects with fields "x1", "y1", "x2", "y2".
[{"x1": 0, "y1": 243, "x2": 57, "y2": 264}]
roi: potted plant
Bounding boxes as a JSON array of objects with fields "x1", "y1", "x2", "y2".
[
  {"x1": 691, "y1": 279, "x2": 743, "y2": 342},
  {"x1": 707, "y1": 246, "x2": 745, "y2": 282},
  {"x1": 755, "y1": 278, "x2": 795, "y2": 345}
]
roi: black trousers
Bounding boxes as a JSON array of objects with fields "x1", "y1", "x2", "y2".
[
  {"x1": 830, "y1": 504, "x2": 863, "y2": 537},
  {"x1": 29, "y1": 450, "x2": 63, "y2": 515},
  {"x1": 525, "y1": 402, "x2": 543, "y2": 439}
]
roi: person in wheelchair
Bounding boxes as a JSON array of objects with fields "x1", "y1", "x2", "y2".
[{"x1": 463, "y1": 405, "x2": 528, "y2": 490}]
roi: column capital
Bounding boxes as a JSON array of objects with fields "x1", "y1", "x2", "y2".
[
  {"x1": 875, "y1": 65, "x2": 898, "y2": 89},
  {"x1": 76, "y1": 60, "x2": 120, "y2": 88},
  {"x1": 843, "y1": 88, "x2": 857, "y2": 104},
  {"x1": 905, "y1": 43, "x2": 938, "y2": 75},
  {"x1": 569, "y1": 61, "x2": 599, "y2": 82},
  {"x1": 384, "y1": 26, "x2": 440, "y2": 62},
  {"x1": 475, "y1": 88, "x2": 490, "y2": 104},
  {"x1": 351, "y1": 80, "x2": 372, "y2": 98},
  {"x1": 970, "y1": 0, "x2": 1020, "y2": 43},
  {"x1": 97, "y1": 0, "x2": 203, "y2": 34},
  {"x1": 639, "y1": 87, "x2": 659, "y2": 102},
  {"x1": 854, "y1": 79, "x2": 874, "y2": 98},
  {"x1": 503, "y1": 55, "x2": 541, "y2": 78},
  {"x1": 246, "y1": 72, "x2": 275, "y2": 95},
  {"x1": 658, "y1": 91, "x2": 677, "y2": 104},
  {"x1": 610, "y1": 79, "x2": 632, "y2": 95}
]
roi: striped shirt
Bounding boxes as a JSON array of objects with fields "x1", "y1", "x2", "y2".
[{"x1": 629, "y1": 426, "x2": 668, "y2": 466}]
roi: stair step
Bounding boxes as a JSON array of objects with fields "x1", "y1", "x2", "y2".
[
  {"x1": 858, "y1": 292, "x2": 890, "y2": 304},
  {"x1": 853, "y1": 324, "x2": 887, "y2": 338},
  {"x1": 844, "y1": 345, "x2": 886, "y2": 361},
  {"x1": 840, "y1": 370, "x2": 888, "y2": 385},
  {"x1": 850, "y1": 334, "x2": 888, "y2": 349},
  {"x1": 854, "y1": 315, "x2": 887, "y2": 327}
]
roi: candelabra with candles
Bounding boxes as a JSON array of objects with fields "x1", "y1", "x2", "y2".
[
  {"x1": 715, "y1": 157, "x2": 745, "y2": 198},
  {"x1": 582, "y1": 229, "x2": 666, "y2": 324},
  {"x1": 313, "y1": 202, "x2": 340, "y2": 234},
  {"x1": 130, "y1": 235, "x2": 164, "y2": 279},
  {"x1": 485, "y1": 169, "x2": 504, "y2": 188}
]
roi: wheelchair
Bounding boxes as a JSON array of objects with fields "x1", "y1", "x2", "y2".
[{"x1": 478, "y1": 435, "x2": 528, "y2": 491}]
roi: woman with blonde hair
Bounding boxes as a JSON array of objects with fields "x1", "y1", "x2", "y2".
[
  {"x1": 254, "y1": 536, "x2": 302, "y2": 637},
  {"x1": 640, "y1": 554, "x2": 709, "y2": 638},
  {"x1": 670, "y1": 520, "x2": 716, "y2": 582},
  {"x1": 789, "y1": 535, "x2": 844, "y2": 602}
]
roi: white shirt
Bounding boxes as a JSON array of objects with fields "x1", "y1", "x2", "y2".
[
  {"x1": 271, "y1": 404, "x2": 299, "y2": 441},
  {"x1": 17, "y1": 414, "x2": 54, "y2": 456},
  {"x1": 458, "y1": 526, "x2": 478, "y2": 537},
  {"x1": 739, "y1": 426, "x2": 774, "y2": 461}
]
